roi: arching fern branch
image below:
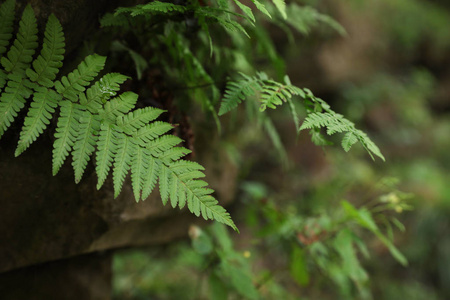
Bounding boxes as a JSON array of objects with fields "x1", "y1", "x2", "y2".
[
  {"x1": 0, "y1": 0, "x2": 237, "y2": 231},
  {"x1": 219, "y1": 72, "x2": 385, "y2": 161}
]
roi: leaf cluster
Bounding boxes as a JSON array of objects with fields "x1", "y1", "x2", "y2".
[
  {"x1": 220, "y1": 72, "x2": 385, "y2": 161},
  {"x1": 0, "y1": 0, "x2": 236, "y2": 230}
]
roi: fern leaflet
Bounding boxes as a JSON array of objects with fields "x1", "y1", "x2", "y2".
[
  {"x1": 26, "y1": 14, "x2": 65, "y2": 87},
  {"x1": 0, "y1": 0, "x2": 239, "y2": 231},
  {"x1": 220, "y1": 72, "x2": 384, "y2": 161}
]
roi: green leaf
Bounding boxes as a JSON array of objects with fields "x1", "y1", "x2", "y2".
[
  {"x1": 0, "y1": 75, "x2": 31, "y2": 138},
  {"x1": 26, "y1": 14, "x2": 65, "y2": 87},
  {"x1": 102, "y1": 91, "x2": 138, "y2": 122},
  {"x1": 341, "y1": 131, "x2": 358, "y2": 152},
  {"x1": 272, "y1": 0, "x2": 287, "y2": 19},
  {"x1": 290, "y1": 246, "x2": 310, "y2": 286},
  {"x1": 117, "y1": 107, "x2": 165, "y2": 135},
  {"x1": 1, "y1": 5, "x2": 38, "y2": 75},
  {"x1": 96, "y1": 122, "x2": 117, "y2": 189},
  {"x1": 52, "y1": 101, "x2": 79, "y2": 175},
  {"x1": 233, "y1": 0, "x2": 255, "y2": 23},
  {"x1": 209, "y1": 273, "x2": 228, "y2": 300},
  {"x1": 16, "y1": 87, "x2": 60, "y2": 156},
  {"x1": 54, "y1": 54, "x2": 106, "y2": 102},
  {"x1": 141, "y1": 154, "x2": 160, "y2": 200},
  {"x1": 251, "y1": 0, "x2": 271, "y2": 18},
  {"x1": 333, "y1": 229, "x2": 368, "y2": 283},
  {"x1": 221, "y1": 262, "x2": 258, "y2": 299},
  {"x1": 113, "y1": 133, "x2": 135, "y2": 197},
  {"x1": 72, "y1": 110, "x2": 99, "y2": 183},
  {"x1": 0, "y1": 0, "x2": 16, "y2": 57}
]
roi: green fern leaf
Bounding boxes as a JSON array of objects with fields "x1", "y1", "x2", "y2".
[
  {"x1": 163, "y1": 164, "x2": 237, "y2": 230},
  {"x1": 341, "y1": 132, "x2": 358, "y2": 152},
  {"x1": 145, "y1": 135, "x2": 184, "y2": 156},
  {"x1": 54, "y1": 54, "x2": 106, "y2": 102},
  {"x1": 130, "y1": 145, "x2": 148, "y2": 201},
  {"x1": 116, "y1": 2, "x2": 187, "y2": 16},
  {"x1": 0, "y1": 75, "x2": 32, "y2": 138},
  {"x1": 95, "y1": 122, "x2": 118, "y2": 189},
  {"x1": 233, "y1": 0, "x2": 255, "y2": 23},
  {"x1": 355, "y1": 130, "x2": 385, "y2": 161},
  {"x1": 159, "y1": 161, "x2": 170, "y2": 205},
  {"x1": 196, "y1": 7, "x2": 250, "y2": 37},
  {"x1": 72, "y1": 110, "x2": 100, "y2": 183},
  {"x1": 79, "y1": 73, "x2": 129, "y2": 114},
  {"x1": 113, "y1": 133, "x2": 136, "y2": 197},
  {"x1": 0, "y1": 0, "x2": 15, "y2": 57},
  {"x1": 286, "y1": 5, "x2": 346, "y2": 36},
  {"x1": 117, "y1": 107, "x2": 165, "y2": 135},
  {"x1": 52, "y1": 101, "x2": 79, "y2": 175},
  {"x1": 101, "y1": 91, "x2": 138, "y2": 122},
  {"x1": 100, "y1": 13, "x2": 131, "y2": 29},
  {"x1": 159, "y1": 147, "x2": 191, "y2": 164},
  {"x1": 133, "y1": 122, "x2": 174, "y2": 146},
  {"x1": 0, "y1": 0, "x2": 16, "y2": 89},
  {"x1": 15, "y1": 87, "x2": 61, "y2": 156},
  {"x1": 219, "y1": 74, "x2": 260, "y2": 115},
  {"x1": 251, "y1": 0, "x2": 271, "y2": 18},
  {"x1": 272, "y1": 0, "x2": 287, "y2": 19},
  {"x1": 141, "y1": 154, "x2": 160, "y2": 200},
  {"x1": 300, "y1": 112, "x2": 385, "y2": 161},
  {"x1": 0, "y1": 5, "x2": 38, "y2": 75},
  {"x1": 26, "y1": 14, "x2": 65, "y2": 87}
]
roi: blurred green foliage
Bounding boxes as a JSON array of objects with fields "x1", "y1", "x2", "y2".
[{"x1": 112, "y1": 0, "x2": 450, "y2": 298}]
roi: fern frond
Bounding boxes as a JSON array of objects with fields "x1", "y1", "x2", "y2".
[
  {"x1": 0, "y1": 5, "x2": 38, "y2": 75},
  {"x1": 0, "y1": 75, "x2": 32, "y2": 138},
  {"x1": 300, "y1": 112, "x2": 385, "y2": 161},
  {"x1": 99, "y1": 13, "x2": 131, "y2": 29},
  {"x1": 162, "y1": 163, "x2": 237, "y2": 231},
  {"x1": 52, "y1": 101, "x2": 79, "y2": 175},
  {"x1": 0, "y1": 0, "x2": 15, "y2": 57},
  {"x1": 115, "y1": 2, "x2": 188, "y2": 16},
  {"x1": 72, "y1": 110, "x2": 100, "y2": 183},
  {"x1": 80, "y1": 73, "x2": 129, "y2": 114},
  {"x1": 133, "y1": 122, "x2": 174, "y2": 145},
  {"x1": 96, "y1": 122, "x2": 118, "y2": 189},
  {"x1": 54, "y1": 54, "x2": 106, "y2": 102},
  {"x1": 159, "y1": 146, "x2": 191, "y2": 163},
  {"x1": 112, "y1": 132, "x2": 136, "y2": 197},
  {"x1": 233, "y1": 0, "x2": 255, "y2": 23},
  {"x1": 101, "y1": 91, "x2": 138, "y2": 122},
  {"x1": 0, "y1": 2, "x2": 238, "y2": 232},
  {"x1": 251, "y1": 0, "x2": 271, "y2": 18},
  {"x1": 221, "y1": 72, "x2": 384, "y2": 161},
  {"x1": 130, "y1": 145, "x2": 146, "y2": 201},
  {"x1": 300, "y1": 112, "x2": 353, "y2": 134},
  {"x1": 342, "y1": 131, "x2": 358, "y2": 152},
  {"x1": 286, "y1": 4, "x2": 345, "y2": 36},
  {"x1": 15, "y1": 87, "x2": 61, "y2": 156},
  {"x1": 219, "y1": 73, "x2": 260, "y2": 115},
  {"x1": 272, "y1": 0, "x2": 287, "y2": 19},
  {"x1": 26, "y1": 14, "x2": 65, "y2": 87},
  {"x1": 195, "y1": 7, "x2": 250, "y2": 37},
  {"x1": 145, "y1": 135, "x2": 184, "y2": 156},
  {"x1": 117, "y1": 107, "x2": 165, "y2": 135},
  {"x1": 141, "y1": 154, "x2": 160, "y2": 200}
]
